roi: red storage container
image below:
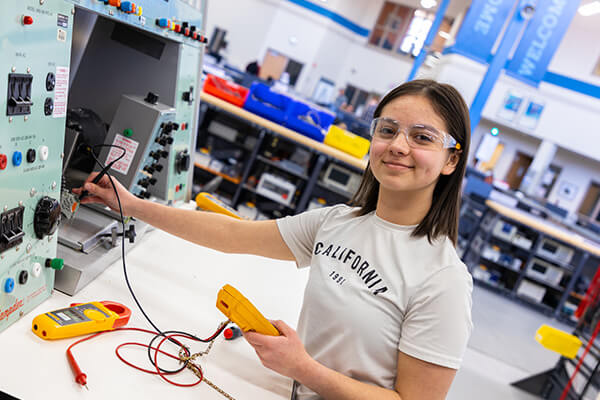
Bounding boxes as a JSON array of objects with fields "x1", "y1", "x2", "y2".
[{"x1": 203, "y1": 74, "x2": 249, "y2": 107}]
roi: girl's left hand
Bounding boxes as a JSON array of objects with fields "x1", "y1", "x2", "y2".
[{"x1": 243, "y1": 320, "x2": 313, "y2": 379}]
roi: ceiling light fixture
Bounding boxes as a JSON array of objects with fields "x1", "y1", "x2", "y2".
[
  {"x1": 420, "y1": 0, "x2": 437, "y2": 9},
  {"x1": 579, "y1": 1, "x2": 600, "y2": 16}
]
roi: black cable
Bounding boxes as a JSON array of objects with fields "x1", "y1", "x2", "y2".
[{"x1": 88, "y1": 144, "x2": 228, "y2": 374}]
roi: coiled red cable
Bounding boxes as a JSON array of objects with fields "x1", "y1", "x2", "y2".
[{"x1": 66, "y1": 324, "x2": 225, "y2": 388}]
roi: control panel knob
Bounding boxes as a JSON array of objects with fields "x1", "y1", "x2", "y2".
[
  {"x1": 144, "y1": 92, "x2": 159, "y2": 105},
  {"x1": 162, "y1": 123, "x2": 173, "y2": 134},
  {"x1": 175, "y1": 150, "x2": 190, "y2": 174},
  {"x1": 138, "y1": 178, "x2": 149, "y2": 188},
  {"x1": 182, "y1": 88, "x2": 194, "y2": 105},
  {"x1": 34, "y1": 196, "x2": 61, "y2": 239},
  {"x1": 151, "y1": 163, "x2": 163, "y2": 172}
]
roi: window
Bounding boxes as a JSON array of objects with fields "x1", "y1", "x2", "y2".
[
  {"x1": 369, "y1": 2, "x2": 452, "y2": 57},
  {"x1": 399, "y1": 10, "x2": 433, "y2": 56}
]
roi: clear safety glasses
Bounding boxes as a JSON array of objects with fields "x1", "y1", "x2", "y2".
[{"x1": 369, "y1": 117, "x2": 461, "y2": 151}]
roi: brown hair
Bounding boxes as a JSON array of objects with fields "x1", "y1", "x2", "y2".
[{"x1": 349, "y1": 79, "x2": 471, "y2": 245}]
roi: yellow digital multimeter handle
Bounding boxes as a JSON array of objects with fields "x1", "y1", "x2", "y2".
[
  {"x1": 196, "y1": 192, "x2": 243, "y2": 219},
  {"x1": 32, "y1": 301, "x2": 131, "y2": 340},
  {"x1": 217, "y1": 284, "x2": 280, "y2": 336}
]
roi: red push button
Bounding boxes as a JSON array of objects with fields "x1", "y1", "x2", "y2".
[
  {"x1": 0, "y1": 154, "x2": 7, "y2": 170},
  {"x1": 22, "y1": 15, "x2": 33, "y2": 25}
]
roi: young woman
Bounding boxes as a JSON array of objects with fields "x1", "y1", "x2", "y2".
[{"x1": 74, "y1": 79, "x2": 472, "y2": 400}]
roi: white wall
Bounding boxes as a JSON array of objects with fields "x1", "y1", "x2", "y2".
[
  {"x1": 547, "y1": 149, "x2": 600, "y2": 214},
  {"x1": 205, "y1": 0, "x2": 278, "y2": 69},
  {"x1": 549, "y1": 11, "x2": 600, "y2": 87}
]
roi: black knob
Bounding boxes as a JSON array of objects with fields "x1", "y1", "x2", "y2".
[
  {"x1": 149, "y1": 177, "x2": 157, "y2": 185},
  {"x1": 182, "y1": 87, "x2": 194, "y2": 105},
  {"x1": 190, "y1": 26, "x2": 197, "y2": 33},
  {"x1": 149, "y1": 151, "x2": 161, "y2": 161},
  {"x1": 34, "y1": 196, "x2": 61, "y2": 239},
  {"x1": 26, "y1": 149, "x2": 36, "y2": 163},
  {"x1": 143, "y1": 165, "x2": 155, "y2": 174},
  {"x1": 159, "y1": 137, "x2": 168, "y2": 146},
  {"x1": 160, "y1": 150, "x2": 168, "y2": 158},
  {"x1": 163, "y1": 123, "x2": 173, "y2": 134},
  {"x1": 166, "y1": 137, "x2": 174, "y2": 145},
  {"x1": 182, "y1": 22, "x2": 189, "y2": 29},
  {"x1": 172, "y1": 123, "x2": 180, "y2": 131},
  {"x1": 175, "y1": 150, "x2": 190, "y2": 174},
  {"x1": 143, "y1": 191, "x2": 151, "y2": 199},
  {"x1": 46, "y1": 73, "x2": 55, "y2": 91},
  {"x1": 151, "y1": 163, "x2": 163, "y2": 172},
  {"x1": 144, "y1": 92, "x2": 159, "y2": 105},
  {"x1": 138, "y1": 178, "x2": 149, "y2": 188}
]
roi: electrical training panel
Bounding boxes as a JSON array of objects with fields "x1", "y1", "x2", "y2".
[
  {"x1": 0, "y1": 1, "x2": 75, "y2": 333},
  {"x1": 1, "y1": 0, "x2": 206, "y2": 328}
]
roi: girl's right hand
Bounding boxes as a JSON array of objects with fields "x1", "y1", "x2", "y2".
[{"x1": 72, "y1": 172, "x2": 140, "y2": 216}]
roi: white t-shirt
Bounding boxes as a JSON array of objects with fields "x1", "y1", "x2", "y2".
[{"x1": 276, "y1": 204, "x2": 473, "y2": 400}]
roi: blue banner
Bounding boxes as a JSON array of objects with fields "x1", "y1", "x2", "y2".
[
  {"x1": 505, "y1": 0, "x2": 581, "y2": 87},
  {"x1": 451, "y1": 0, "x2": 516, "y2": 63}
]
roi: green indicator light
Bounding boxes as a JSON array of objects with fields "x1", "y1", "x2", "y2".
[
  {"x1": 490, "y1": 127, "x2": 499, "y2": 136},
  {"x1": 123, "y1": 128, "x2": 133, "y2": 137}
]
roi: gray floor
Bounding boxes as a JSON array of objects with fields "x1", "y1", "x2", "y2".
[{"x1": 447, "y1": 285, "x2": 573, "y2": 400}]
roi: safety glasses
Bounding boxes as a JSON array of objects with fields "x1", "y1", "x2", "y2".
[{"x1": 369, "y1": 117, "x2": 461, "y2": 151}]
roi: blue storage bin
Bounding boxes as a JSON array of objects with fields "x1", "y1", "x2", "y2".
[
  {"x1": 243, "y1": 82, "x2": 292, "y2": 124},
  {"x1": 285, "y1": 100, "x2": 335, "y2": 142}
]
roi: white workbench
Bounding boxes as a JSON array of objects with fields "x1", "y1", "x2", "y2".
[{"x1": 0, "y1": 226, "x2": 309, "y2": 400}]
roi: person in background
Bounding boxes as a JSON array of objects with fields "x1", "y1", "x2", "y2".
[
  {"x1": 330, "y1": 88, "x2": 348, "y2": 113},
  {"x1": 74, "y1": 79, "x2": 472, "y2": 400},
  {"x1": 362, "y1": 95, "x2": 380, "y2": 123}
]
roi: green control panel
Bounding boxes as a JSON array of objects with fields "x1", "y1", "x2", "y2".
[{"x1": 0, "y1": 1, "x2": 74, "y2": 332}]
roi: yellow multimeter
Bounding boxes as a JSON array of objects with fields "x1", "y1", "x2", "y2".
[
  {"x1": 217, "y1": 284, "x2": 280, "y2": 336},
  {"x1": 196, "y1": 192, "x2": 243, "y2": 219},
  {"x1": 32, "y1": 301, "x2": 131, "y2": 340}
]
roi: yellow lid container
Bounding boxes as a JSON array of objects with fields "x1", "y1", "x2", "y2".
[
  {"x1": 324, "y1": 125, "x2": 370, "y2": 159},
  {"x1": 535, "y1": 324, "x2": 582, "y2": 359}
]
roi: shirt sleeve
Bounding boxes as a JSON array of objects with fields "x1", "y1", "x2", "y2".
[
  {"x1": 397, "y1": 266, "x2": 473, "y2": 369},
  {"x1": 276, "y1": 206, "x2": 340, "y2": 268}
]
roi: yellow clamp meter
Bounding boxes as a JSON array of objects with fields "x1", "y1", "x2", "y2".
[
  {"x1": 217, "y1": 284, "x2": 279, "y2": 336},
  {"x1": 196, "y1": 192, "x2": 243, "y2": 219},
  {"x1": 32, "y1": 301, "x2": 131, "y2": 340}
]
